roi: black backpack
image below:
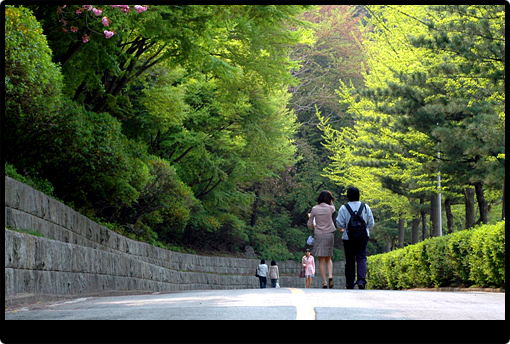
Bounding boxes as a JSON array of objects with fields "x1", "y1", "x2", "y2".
[{"x1": 344, "y1": 202, "x2": 368, "y2": 243}]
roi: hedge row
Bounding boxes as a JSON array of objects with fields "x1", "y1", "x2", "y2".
[{"x1": 367, "y1": 221, "x2": 505, "y2": 289}]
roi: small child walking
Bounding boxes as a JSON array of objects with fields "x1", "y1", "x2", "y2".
[{"x1": 302, "y1": 249, "x2": 315, "y2": 288}]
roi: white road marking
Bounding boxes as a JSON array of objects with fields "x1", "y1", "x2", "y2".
[
  {"x1": 63, "y1": 297, "x2": 90, "y2": 304},
  {"x1": 46, "y1": 297, "x2": 91, "y2": 307}
]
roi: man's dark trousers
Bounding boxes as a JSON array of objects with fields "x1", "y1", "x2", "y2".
[{"x1": 343, "y1": 239, "x2": 368, "y2": 289}]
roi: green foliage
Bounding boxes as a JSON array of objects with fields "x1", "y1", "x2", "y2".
[
  {"x1": 249, "y1": 231, "x2": 295, "y2": 262},
  {"x1": 290, "y1": 5, "x2": 367, "y2": 126},
  {"x1": 4, "y1": 6, "x2": 145, "y2": 215},
  {"x1": 5, "y1": 4, "x2": 503, "y2": 262},
  {"x1": 7, "y1": 226, "x2": 47, "y2": 239},
  {"x1": 5, "y1": 4, "x2": 312, "y2": 257},
  {"x1": 332, "y1": 247, "x2": 345, "y2": 262},
  {"x1": 249, "y1": 215, "x2": 295, "y2": 261},
  {"x1": 36, "y1": 103, "x2": 148, "y2": 214},
  {"x1": 5, "y1": 5, "x2": 65, "y2": 171},
  {"x1": 468, "y1": 222, "x2": 506, "y2": 287},
  {"x1": 367, "y1": 221, "x2": 505, "y2": 289},
  {"x1": 5, "y1": 5, "x2": 63, "y2": 109},
  {"x1": 321, "y1": 5, "x2": 505, "y2": 252}
]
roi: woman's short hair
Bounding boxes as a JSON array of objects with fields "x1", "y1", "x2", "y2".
[
  {"x1": 271, "y1": 260, "x2": 277, "y2": 266},
  {"x1": 317, "y1": 190, "x2": 336, "y2": 205},
  {"x1": 346, "y1": 186, "x2": 360, "y2": 202},
  {"x1": 260, "y1": 259, "x2": 265, "y2": 264}
]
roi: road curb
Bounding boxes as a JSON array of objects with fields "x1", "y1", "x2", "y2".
[{"x1": 407, "y1": 287, "x2": 505, "y2": 293}]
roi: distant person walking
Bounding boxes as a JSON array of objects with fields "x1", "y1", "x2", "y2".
[
  {"x1": 268, "y1": 260, "x2": 279, "y2": 288},
  {"x1": 336, "y1": 186, "x2": 375, "y2": 289},
  {"x1": 302, "y1": 249, "x2": 315, "y2": 288},
  {"x1": 308, "y1": 190, "x2": 337, "y2": 289},
  {"x1": 257, "y1": 259, "x2": 269, "y2": 288}
]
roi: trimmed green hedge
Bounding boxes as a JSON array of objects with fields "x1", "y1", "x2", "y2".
[{"x1": 367, "y1": 221, "x2": 505, "y2": 289}]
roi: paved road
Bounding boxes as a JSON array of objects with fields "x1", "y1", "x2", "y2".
[{"x1": 5, "y1": 288, "x2": 504, "y2": 320}]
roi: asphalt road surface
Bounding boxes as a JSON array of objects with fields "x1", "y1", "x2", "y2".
[{"x1": 5, "y1": 288, "x2": 504, "y2": 320}]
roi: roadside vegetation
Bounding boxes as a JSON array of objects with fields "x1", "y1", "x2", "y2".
[{"x1": 5, "y1": 5, "x2": 504, "y2": 262}]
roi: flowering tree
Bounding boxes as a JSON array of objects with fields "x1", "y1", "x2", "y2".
[
  {"x1": 57, "y1": 4, "x2": 148, "y2": 43},
  {"x1": 30, "y1": 5, "x2": 311, "y2": 114}
]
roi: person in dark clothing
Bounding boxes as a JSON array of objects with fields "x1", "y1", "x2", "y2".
[
  {"x1": 257, "y1": 259, "x2": 268, "y2": 288},
  {"x1": 335, "y1": 186, "x2": 375, "y2": 289}
]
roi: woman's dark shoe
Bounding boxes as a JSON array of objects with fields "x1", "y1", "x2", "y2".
[
  {"x1": 322, "y1": 283, "x2": 328, "y2": 289},
  {"x1": 328, "y1": 278, "x2": 334, "y2": 289}
]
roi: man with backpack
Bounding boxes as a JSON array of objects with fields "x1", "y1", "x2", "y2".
[{"x1": 336, "y1": 186, "x2": 375, "y2": 289}]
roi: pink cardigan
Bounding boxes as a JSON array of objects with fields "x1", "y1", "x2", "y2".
[
  {"x1": 307, "y1": 202, "x2": 336, "y2": 234},
  {"x1": 302, "y1": 255, "x2": 315, "y2": 276}
]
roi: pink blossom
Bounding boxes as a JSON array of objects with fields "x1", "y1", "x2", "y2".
[
  {"x1": 92, "y1": 8, "x2": 102, "y2": 16},
  {"x1": 134, "y1": 5, "x2": 148, "y2": 13},
  {"x1": 82, "y1": 34, "x2": 90, "y2": 43},
  {"x1": 102, "y1": 16, "x2": 110, "y2": 26},
  {"x1": 83, "y1": 5, "x2": 92, "y2": 11},
  {"x1": 76, "y1": 9, "x2": 82, "y2": 15},
  {"x1": 104, "y1": 30, "x2": 115, "y2": 39},
  {"x1": 111, "y1": 5, "x2": 130, "y2": 14},
  {"x1": 70, "y1": 26, "x2": 79, "y2": 33}
]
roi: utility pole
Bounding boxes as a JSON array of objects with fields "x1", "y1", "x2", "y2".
[
  {"x1": 437, "y1": 149, "x2": 442, "y2": 236},
  {"x1": 436, "y1": 122, "x2": 442, "y2": 237}
]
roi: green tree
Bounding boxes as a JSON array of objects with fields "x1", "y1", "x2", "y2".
[
  {"x1": 29, "y1": 5, "x2": 311, "y2": 113},
  {"x1": 245, "y1": 5, "x2": 370, "y2": 259},
  {"x1": 364, "y1": 5, "x2": 504, "y2": 226},
  {"x1": 4, "y1": 5, "x2": 151, "y2": 219},
  {"x1": 289, "y1": 5, "x2": 367, "y2": 125},
  {"x1": 5, "y1": 5, "x2": 64, "y2": 167},
  {"x1": 7, "y1": 5, "x2": 314, "y2": 255},
  {"x1": 408, "y1": 5, "x2": 505, "y2": 223},
  {"x1": 321, "y1": 5, "x2": 505, "y2": 252}
]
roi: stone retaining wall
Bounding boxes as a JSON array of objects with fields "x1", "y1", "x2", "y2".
[{"x1": 4, "y1": 176, "x2": 345, "y2": 306}]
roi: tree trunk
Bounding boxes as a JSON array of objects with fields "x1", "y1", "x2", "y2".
[
  {"x1": 60, "y1": 39, "x2": 84, "y2": 67},
  {"x1": 385, "y1": 240, "x2": 392, "y2": 253},
  {"x1": 72, "y1": 80, "x2": 87, "y2": 102},
  {"x1": 474, "y1": 182, "x2": 489, "y2": 225},
  {"x1": 397, "y1": 217, "x2": 405, "y2": 248},
  {"x1": 412, "y1": 216, "x2": 420, "y2": 244},
  {"x1": 420, "y1": 197, "x2": 428, "y2": 240},
  {"x1": 445, "y1": 198, "x2": 454, "y2": 234},
  {"x1": 430, "y1": 193, "x2": 440, "y2": 237},
  {"x1": 464, "y1": 186, "x2": 476, "y2": 229},
  {"x1": 250, "y1": 187, "x2": 260, "y2": 227}
]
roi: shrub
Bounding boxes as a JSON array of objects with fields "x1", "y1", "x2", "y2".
[
  {"x1": 367, "y1": 221, "x2": 505, "y2": 289},
  {"x1": 5, "y1": 5, "x2": 63, "y2": 110},
  {"x1": 469, "y1": 222, "x2": 505, "y2": 287},
  {"x1": 366, "y1": 253, "x2": 388, "y2": 289},
  {"x1": 446, "y1": 230, "x2": 472, "y2": 285},
  {"x1": 395, "y1": 243, "x2": 429, "y2": 289},
  {"x1": 425, "y1": 236, "x2": 454, "y2": 287}
]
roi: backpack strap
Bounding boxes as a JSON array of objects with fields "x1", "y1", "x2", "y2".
[
  {"x1": 344, "y1": 203, "x2": 354, "y2": 215},
  {"x1": 358, "y1": 202, "x2": 365, "y2": 215},
  {"x1": 344, "y1": 202, "x2": 365, "y2": 215}
]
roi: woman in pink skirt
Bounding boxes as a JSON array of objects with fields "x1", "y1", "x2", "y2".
[{"x1": 302, "y1": 248, "x2": 315, "y2": 288}]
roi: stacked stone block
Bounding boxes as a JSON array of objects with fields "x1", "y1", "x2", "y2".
[{"x1": 5, "y1": 176, "x2": 345, "y2": 306}]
